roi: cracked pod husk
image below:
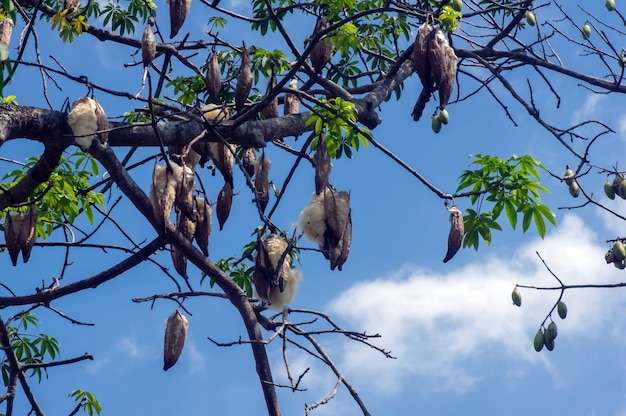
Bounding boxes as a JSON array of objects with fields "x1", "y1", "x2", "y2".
[
  {"x1": 0, "y1": 15, "x2": 14, "y2": 48},
  {"x1": 19, "y1": 205, "x2": 38, "y2": 263},
  {"x1": 253, "y1": 233, "x2": 291, "y2": 307},
  {"x1": 443, "y1": 206, "x2": 464, "y2": 263},
  {"x1": 234, "y1": 42, "x2": 252, "y2": 113},
  {"x1": 242, "y1": 148, "x2": 256, "y2": 178},
  {"x1": 216, "y1": 182, "x2": 233, "y2": 230},
  {"x1": 283, "y1": 79, "x2": 299, "y2": 116},
  {"x1": 170, "y1": 208, "x2": 197, "y2": 279},
  {"x1": 4, "y1": 211, "x2": 23, "y2": 266},
  {"x1": 167, "y1": 0, "x2": 191, "y2": 38},
  {"x1": 310, "y1": 15, "x2": 332, "y2": 74},
  {"x1": 163, "y1": 309, "x2": 189, "y2": 371},
  {"x1": 254, "y1": 152, "x2": 271, "y2": 212},
  {"x1": 193, "y1": 196, "x2": 212, "y2": 257},
  {"x1": 150, "y1": 163, "x2": 183, "y2": 230},
  {"x1": 141, "y1": 16, "x2": 156, "y2": 67},
  {"x1": 205, "y1": 50, "x2": 221, "y2": 101},
  {"x1": 322, "y1": 188, "x2": 351, "y2": 271},
  {"x1": 261, "y1": 75, "x2": 279, "y2": 120},
  {"x1": 427, "y1": 27, "x2": 457, "y2": 112},
  {"x1": 314, "y1": 134, "x2": 330, "y2": 195}
]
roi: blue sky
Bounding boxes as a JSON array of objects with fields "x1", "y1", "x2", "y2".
[{"x1": 2, "y1": 1, "x2": 626, "y2": 415}]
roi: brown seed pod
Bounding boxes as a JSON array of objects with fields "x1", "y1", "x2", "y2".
[
  {"x1": 167, "y1": 0, "x2": 191, "y2": 38},
  {"x1": 443, "y1": 206, "x2": 464, "y2": 263},
  {"x1": 141, "y1": 16, "x2": 156, "y2": 68},
  {"x1": 163, "y1": 309, "x2": 189, "y2": 371},
  {"x1": 428, "y1": 27, "x2": 457, "y2": 112},
  {"x1": 212, "y1": 143, "x2": 235, "y2": 189},
  {"x1": 205, "y1": 51, "x2": 221, "y2": 102},
  {"x1": 170, "y1": 209, "x2": 196, "y2": 278},
  {"x1": 310, "y1": 15, "x2": 332, "y2": 74},
  {"x1": 216, "y1": 182, "x2": 233, "y2": 230},
  {"x1": 322, "y1": 188, "x2": 351, "y2": 271},
  {"x1": 0, "y1": 15, "x2": 14, "y2": 48},
  {"x1": 411, "y1": 22, "x2": 435, "y2": 121},
  {"x1": 193, "y1": 197, "x2": 212, "y2": 256},
  {"x1": 234, "y1": 42, "x2": 252, "y2": 113},
  {"x1": 261, "y1": 75, "x2": 279, "y2": 120},
  {"x1": 242, "y1": 148, "x2": 256, "y2": 178},
  {"x1": 19, "y1": 205, "x2": 38, "y2": 263},
  {"x1": 150, "y1": 163, "x2": 182, "y2": 230},
  {"x1": 174, "y1": 163, "x2": 196, "y2": 221},
  {"x1": 254, "y1": 152, "x2": 271, "y2": 212},
  {"x1": 283, "y1": 79, "x2": 299, "y2": 116},
  {"x1": 314, "y1": 134, "x2": 331, "y2": 195},
  {"x1": 4, "y1": 211, "x2": 23, "y2": 266},
  {"x1": 253, "y1": 233, "x2": 291, "y2": 306}
]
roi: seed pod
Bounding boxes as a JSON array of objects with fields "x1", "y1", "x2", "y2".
[
  {"x1": 208, "y1": 143, "x2": 235, "y2": 189},
  {"x1": 205, "y1": 51, "x2": 221, "y2": 102},
  {"x1": 216, "y1": 182, "x2": 233, "y2": 230},
  {"x1": 451, "y1": 0, "x2": 463, "y2": 12},
  {"x1": 613, "y1": 240, "x2": 626, "y2": 260},
  {"x1": 563, "y1": 167, "x2": 575, "y2": 186},
  {"x1": 428, "y1": 27, "x2": 457, "y2": 113},
  {"x1": 439, "y1": 108, "x2": 449, "y2": 125},
  {"x1": 547, "y1": 322, "x2": 558, "y2": 340},
  {"x1": 163, "y1": 309, "x2": 188, "y2": 371},
  {"x1": 67, "y1": 97, "x2": 100, "y2": 150},
  {"x1": 568, "y1": 181, "x2": 580, "y2": 198},
  {"x1": 150, "y1": 162, "x2": 182, "y2": 230},
  {"x1": 533, "y1": 329, "x2": 544, "y2": 352},
  {"x1": 582, "y1": 23, "x2": 591, "y2": 40},
  {"x1": 511, "y1": 287, "x2": 522, "y2": 307},
  {"x1": 254, "y1": 152, "x2": 271, "y2": 212},
  {"x1": 193, "y1": 197, "x2": 212, "y2": 256},
  {"x1": 314, "y1": 133, "x2": 331, "y2": 195},
  {"x1": 618, "y1": 179, "x2": 626, "y2": 199},
  {"x1": 234, "y1": 42, "x2": 252, "y2": 113},
  {"x1": 607, "y1": 0, "x2": 616, "y2": 11},
  {"x1": 431, "y1": 114, "x2": 442, "y2": 133},
  {"x1": 19, "y1": 205, "x2": 38, "y2": 263},
  {"x1": 544, "y1": 331, "x2": 555, "y2": 351},
  {"x1": 323, "y1": 188, "x2": 352, "y2": 271},
  {"x1": 310, "y1": 15, "x2": 332, "y2": 74},
  {"x1": 141, "y1": 17, "x2": 156, "y2": 68},
  {"x1": 605, "y1": 180, "x2": 616, "y2": 200},
  {"x1": 525, "y1": 11, "x2": 536, "y2": 26},
  {"x1": 615, "y1": 259, "x2": 626, "y2": 270},
  {"x1": 261, "y1": 75, "x2": 279, "y2": 120},
  {"x1": 557, "y1": 301, "x2": 567, "y2": 319},
  {"x1": 242, "y1": 148, "x2": 256, "y2": 178},
  {"x1": 298, "y1": 191, "x2": 327, "y2": 246},
  {"x1": 253, "y1": 233, "x2": 291, "y2": 306},
  {"x1": 167, "y1": 0, "x2": 191, "y2": 38},
  {"x1": 283, "y1": 79, "x2": 299, "y2": 115},
  {"x1": 443, "y1": 206, "x2": 464, "y2": 263},
  {"x1": 174, "y1": 163, "x2": 195, "y2": 221},
  {"x1": 170, "y1": 209, "x2": 196, "y2": 278},
  {"x1": 606, "y1": 248, "x2": 617, "y2": 264},
  {"x1": 4, "y1": 211, "x2": 23, "y2": 266},
  {"x1": 63, "y1": 0, "x2": 80, "y2": 14},
  {"x1": 0, "y1": 15, "x2": 13, "y2": 48}
]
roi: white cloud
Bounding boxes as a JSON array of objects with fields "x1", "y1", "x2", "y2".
[
  {"x1": 115, "y1": 336, "x2": 146, "y2": 358},
  {"x1": 571, "y1": 94, "x2": 606, "y2": 125},
  {"x1": 326, "y1": 215, "x2": 626, "y2": 395},
  {"x1": 184, "y1": 340, "x2": 207, "y2": 374}
]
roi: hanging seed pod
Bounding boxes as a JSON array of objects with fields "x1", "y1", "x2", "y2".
[
  {"x1": 167, "y1": 0, "x2": 191, "y2": 38},
  {"x1": 19, "y1": 205, "x2": 38, "y2": 263},
  {"x1": 234, "y1": 42, "x2": 252, "y2": 113},
  {"x1": 205, "y1": 50, "x2": 221, "y2": 102},
  {"x1": 242, "y1": 148, "x2": 256, "y2": 178},
  {"x1": 314, "y1": 134, "x2": 330, "y2": 195},
  {"x1": 210, "y1": 143, "x2": 235, "y2": 189},
  {"x1": 4, "y1": 211, "x2": 23, "y2": 266},
  {"x1": 557, "y1": 301, "x2": 568, "y2": 319},
  {"x1": 511, "y1": 287, "x2": 522, "y2": 307},
  {"x1": 67, "y1": 97, "x2": 100, "y2": 151},
  {"x1": 310, "y1": 15, "x2": 332, "y2": 74},
  {"x1": 170, "y1": 209, "x2": 196, "y2": 278},
  {"x1": 163, "y1": 309, "x2": 189, "y2": 371},
  {"x1": 428, "y1": 27, "x2": 457, "y2": 113},
  {"x1": 411, "y1": 22, "x2": 435, "y2": 121},
  {"x1": 193, "y1": 197, "x2": 212, "y2": 256},
  {"x1": 174, "y1": 163, "x2": 196, "y2": 221},
  {"x1": 0, "y1": 15, "x2": 14, "y2": 48},
  {"x1": 261, "y1": 75, "x2": 279, "y2": 120},
  {"x1": 323, "y1": 188, "x2": 352, "y2": 271},
  {"x1": 150, "y1": 163, "x2": 182, "y2": 230},
  {"x1": 93, "y1": 98, "x2": 110, "y2": 145},
  {"x1": 533, "y1": 329, "x2": 544, "y2": 352},
  {"x1": 298, "y1": 191, "x2": 327, "y2": 246},
  {"x1": 216, "y1": 182, "x2": 233, "y2": 230},
  {"x1": 253, "y1": 233, "x2": 291, "y2": 306},
  {"x1": 283, "y1": 79, "x2": 299, "y2": 115},
  {"x1": 270, "y1": 268, "x2": 303, "y2": 311},
  {"x1": 254, "y1": 152, "x2": 271, "y2": 212},
  {"x1": 443, "y1": 206, "x2": 464, "y2": 263},
  {"x1": 142, "y1": 16, "x2": 156, "y2": 68}
]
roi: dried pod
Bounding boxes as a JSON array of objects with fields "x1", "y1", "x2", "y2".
[
  {"x1": 234, "y1": 42, "x2": 252, "y2": 113},
  {"x1": 205, "y1": 51, "x2": 221, "y2": 101},
  {"x1": 212, "y1": 143, "x2": 235, "y2": 189},
  {"x1": 141, "y1": 16, "x2": 156, "y2": 68},
  {"x1": 605, "y1": 249, "x2": 617, "y2": 264},
  {"x1": 67, "y1": 97, "x2": 100, "y2": 150},
  {"x1": 4, "y1": 211, "x2": 23, "y2": 266},
  {"x1": 254, "y1": 152, "x2": 271, "y2": 212},
  {"x1": 253, "y1": 233, "x2": 291, "y2": 306},
  {"x1": 411, "y1": 22, "x2": 435, "y2": 121},
  {"x1": 443, "y1": 206, "x2": 464, "y2": 263},
  {"x1": 323, "y1": 188, "x2": 351, "y2": 271},
  {"x1": 93, "y1": 98, "x2": 110, "y2": 145},
  {"x1": 163, "y1": 309, "x2": 189, "y2": 371},
  {"x1": 261, "y1": 75, "x2": 279, "y2": 120},
  {"x1": 170, "y1": 244, "x2": 187, "y2": 278},
  {"x1": 269, "y1": 268, "x2": 303, "y2": 310},
  {"x1": 427, "y1": 27, "x2": 457, "y2": 112},
  {"x1": 19, "y1": 205, "x2": 38, "y2": 263},
  {"x1": 216, "y1": 182, "x2": 233, "y2": 230},
  {"x1": 283, "y1": 79, "x2": 299, "y2": 115},
  {"x1": 298, "y1": 191, "x2": 327, "y2": 246},
  {"x1": 314, "y1": 134, "x2": 331, "y2": 195},
  {"x1": 193, "y1": 197, "x2": 212, "y2": 256},
  {"x1": 511, "y1": 287, "x2": 521, "y2": 307},
  {"x1": 167, "y1": 0, "x2": 191, "y2": 38},
  {"x1": 242, "y1": 148, "x2": 256, "y2": 178},
  {"x1": 150, "y1": 163, "x2": 182, "y2": 230},
  {"x1": 174, "y1": 163, "x2": 196, "y2": 221},
  {"x1": 310, "y1": 15, "x2": 332, "y2": 74},
  {"x1": 63, "y1": 0, "x2": 80, "y2": 13},
  {"x1": 0, "y1": 15, "x2": 14, "y2": 48},
  {"x1": 557, "y1": 301, "x2": 568, "y2": 319},
  {"x1": 170, "y1": 209, "x2": 196, "y2": 278}
]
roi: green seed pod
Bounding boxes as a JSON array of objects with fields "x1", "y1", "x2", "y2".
[
  {"x1": 547, "y1": 322, "x2": 558, "y2": 340},
  {"x1": 451, "y1": 0, "x2": 463, "y2": 12},
  {"x1": 605, "y1": 181, "x2": 616, "y2": 200},
  {"x1": 525, "y1": 11, "x2": 536, "y2": 26},
  {"x1": 615, "y1": 259, "x2": 626, "y2": 270},
  {"x1": 582, "y1": 24, "x2": 591, "y2": 40},
  {"x1": 431, "y1": 115, "x2": 442, "y2": 134},
  {"x1": 564, "y1": 167, "x2": 575, "y2": 185},
  {"x1": 618, "y1": 179, "x2": 626, "y2": 199},
  {"x1": 544, "y1": 332, "x2": 555, "y2": 351},
  {"x1": 511, "y1": 287, "x2": 522, "y2": 307},
  {"x1": 557, "y1": 301, "x2": 567, "y2": 319},
  {"x1": 533, "y1": 329, "x2": 544, "y2": 352},
  {"x1": 439, "y1": 108, "x2": 449, "y2": 125},
  {"x1": 569, "y1": 181, "x2": 580, "y2": 198},
  {"x1": 613, "y1": 240, "x2": 626, "y2": 260},
  {"x1": 606, "y1": 0, "x2": 616, "y2": 11}
]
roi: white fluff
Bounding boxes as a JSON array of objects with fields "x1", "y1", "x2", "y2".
[
  {"x1": 269, "y1": 268, "x2": 303, "y2": 310},
  {"x1": 67, "y1": 97, "x2": 98, "y2": 150},
  {"x1": 264, "y1": 234, "x2": 290, "y2": 274},
  {"x1": 298, "y1": 192, "x2": 326, "y2": 245},
  {"x1": 150, "y1": 163, "x2": 183, "y2": 226}
]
